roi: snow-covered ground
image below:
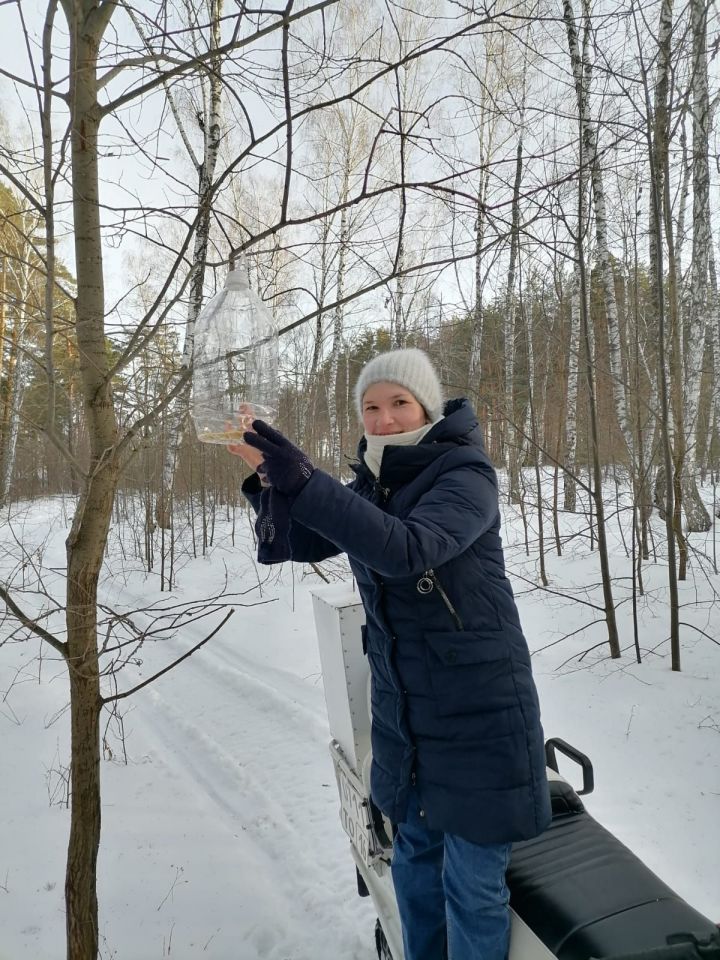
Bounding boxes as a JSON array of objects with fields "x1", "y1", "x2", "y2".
[{"x1": 1, "y1": 485, "x2": 718, "y2": 960}]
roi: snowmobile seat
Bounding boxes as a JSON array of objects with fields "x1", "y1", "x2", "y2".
[{"x1": 507, "y1": 779, "x2": 718, "y2": 960}]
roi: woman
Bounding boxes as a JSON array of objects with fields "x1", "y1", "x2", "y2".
[{"x1": 231, "y1": 347, "x2": 550, "y2": 960}]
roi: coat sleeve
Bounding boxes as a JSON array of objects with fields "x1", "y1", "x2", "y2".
[
  {"x1": 289, "y1": 455, "x2": 498, "y2": 577},
  {"x1": 241, "y1": 473, "x2": 343, "y2": 564}
]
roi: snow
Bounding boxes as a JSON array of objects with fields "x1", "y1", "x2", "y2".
[{"x1": 1, "y1": 486, "x2": 719, "y2": 959}]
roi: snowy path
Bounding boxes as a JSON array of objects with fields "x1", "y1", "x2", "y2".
[{"x1": 100, "y1": 605, "x2": 378, "y2": 960}]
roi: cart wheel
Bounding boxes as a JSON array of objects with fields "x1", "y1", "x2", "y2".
[{"x1": 375, "y1": 919, "x2": 394, "y2": 960}]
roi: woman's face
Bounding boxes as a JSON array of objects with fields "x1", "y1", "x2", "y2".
[{"x1": 361, "y1": 381, "x2": 428, "y2": 436}]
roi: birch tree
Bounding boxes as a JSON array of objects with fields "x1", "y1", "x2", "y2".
[
  {"x1": 316, "y1": 84, "x2": 373, "y2": 471},
  {"x1": 681, "y1": 0, "x2": 712, "y2": 534},
  {"x1": 564, "y1": 0, "x2": 622, "y2": 659},
  {"x1": 0, "y1": 256, "x2": 32, "y2": 506},
  {"x1": 145, "y1": 0, "x2": 226, "y2": 530},
  {"x1": 503, "y1": 61, "x2": 527, "y2": 504},
  {"x1": 631, "y1": 0, "x2": 682, "y2": 667},
  {"x1": 0, "y1": 193, "x2": 37, "y2": 507},
  {"x1": 563, "y1": 0, "x2": 634, "y2": 461},
  {"x1": 562, "y1": 18, "x2": 591, "y2": 514}
]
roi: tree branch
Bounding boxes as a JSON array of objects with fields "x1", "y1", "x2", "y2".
[
  {"x1": 101, "y1": 609, "x2": 234, "y2": 703},
  {"x1": 0, "y1": 583, "x2": 67, "y2": 657},
  {"x1": 0, "y1": 162, "x2": 46, "y2": 215},
  {"x1": 280, "y1": 0, "x2": 295, "y2": 223},
  {"x1": 99, "y1": 0, "x2": 340, "y2": 117}
]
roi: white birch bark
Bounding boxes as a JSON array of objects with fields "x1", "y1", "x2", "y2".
[
  {"x1": 0, "y1": 197, "x2": 41, "y2": 508},
  {"x1": 504, "y1": 181, "x2": 520, "y2": 501},
  {"x1": 301, "y1": 213, "x2": 332, "y2": 440},
  {"x1": 564, "y1": 15, "x2": 591, "y2": 513},
  {"x1": 0, "y1": 324, "x2": 28, "y2": 505},
  {"x1": 674, "y1": 109, "x2": 691, "y2": 276},
  {"x1": 153, "y1": 0, "x2": 224, "y2": 528},
  {"x1": 649, "y1": 0, "x2": 673, "y2": 307},
  {"x1": 464, "y1": 37, "x2": 502, "y2": 401},
  {"x1": 564, "y1": 267, "x2": 583, "y2": 511},
  {"x1": 468, "y1": 179, "x2": 487, "y2": 389},
  {"x1": 707, "y1": 248, "x2": 720, "y2": 512},
  {"x1": 391, "y1": 57, "x2": 408, "y2": 348},
  {"x1": 682, "y1": 0, "x2": 712, "y2": 531},
  {"x1": 393, "y1": 237, "x2": 406, "y2": 348},
  {"x1": 649, "y1": 0, "x2": 676, "y2": 520},
  {"x1": 0, "y1": 258, "x2": 6, "y2": 383},
  {"x1": 327, "y1": 156, "x2": 351, "y2": 474},
  {"x1": 564, "y1": 0, "x2": 634, "y2": 462},
  {"x1": 0, "y1": 263, "x2": 30, "y2": 507},
  {"x1": 504, "y1": 60, "x2": 527, "y2": 503}
]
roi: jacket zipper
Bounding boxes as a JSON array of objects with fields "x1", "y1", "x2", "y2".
[
  {"x1": 373, "y1": 479, "x2": 390, "y2": 503},
  {"x1": 426, "y1": 568, "x2": 464, "y2": 630}
]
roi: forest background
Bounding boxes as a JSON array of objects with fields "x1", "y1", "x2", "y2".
[{"x1": 0, "y1": 1, "x2": 719, "y2": 959}]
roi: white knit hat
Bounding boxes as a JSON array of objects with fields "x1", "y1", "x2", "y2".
[{"x1": 354, "y1": 348, "x2": 444, "y2": 422}]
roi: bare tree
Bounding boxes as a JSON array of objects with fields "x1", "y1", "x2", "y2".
[
  {"x1": 563, "y1": 0, "x2": 634, "y2": 462},
  {"x1": 144, "y1": 0, "x2": 226, "y2": 530},
  {"x1": 563, "y1": 0, "x2": 622, "y2": 659}
]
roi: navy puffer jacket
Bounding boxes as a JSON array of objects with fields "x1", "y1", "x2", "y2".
[{"x1": 243, "y1": 398, "x2": 551, "y2": 845}]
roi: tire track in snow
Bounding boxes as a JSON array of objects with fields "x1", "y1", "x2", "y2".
[
  {"x1": 177, "y1": 631, "x2": 330, "y2": 739},
  {"x1": 133, "y1": 643, "x2": 374, "y2": 960}
]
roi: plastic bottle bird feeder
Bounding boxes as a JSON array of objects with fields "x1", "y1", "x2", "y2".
[{"x1": 191, "y1": 264, "x2": 279, "y2": 445}]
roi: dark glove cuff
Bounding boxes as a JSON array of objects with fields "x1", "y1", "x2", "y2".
[{"x1": 241, "y1": 473, "x2": 264, "y2": 496}]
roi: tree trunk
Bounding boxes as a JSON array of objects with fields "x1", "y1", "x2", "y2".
[
  {"x1": 467, "y1": 182, "x2": 486, "y2": 393},
  {"x1": 327, "y1": 157, "x2": 351, "y2": 474},
  {"x1": 0, "y1": 258, "x2": 6, "y2": 389},
  {"x1": 0, "y1": 289, "x2": 29, "y2": 506},
  {"x1": 467, "y1": 80, "x2": 493, "y2": 395},
  {"x1": 525, "y1": 300, "x2": 549, "y2": 586},
  {"x1": 504, "y1": 88, "x2": 525, "y2": 504},
  {"x1": 645, "y1": 0, "x2": 682, "y2": 668},
  {"x1": 63, "y1": 4, "x2": 119, "y2": 956},
  {"x1": 564, "y1": 45, "x2": 589, "y2": 517},
  {"x1": 707, "y1": 250, "x2": 720, "y2": 509},
  {"x1": 564, "y1": 0, "x2": 634, "y2": 461},
  {"x1": 565, "y1": 0, "x2": 620, "y2": 658},
  {"x1": 302, "y1": 215, "x2": 331, "y2": 441},
  {"x1": 155, "y1": 0, "x2": 224, "y2": 529},
  {"x1": 681, "y1": 0, "x2": 711, "y2": 534},
  {"x1": 579, "y1": 244, "x2": 621, "y2": 658}
]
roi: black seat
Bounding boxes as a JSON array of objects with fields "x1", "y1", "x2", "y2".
[{"x1": 507, "y1": 780, "x2": 718, "y2": 959}]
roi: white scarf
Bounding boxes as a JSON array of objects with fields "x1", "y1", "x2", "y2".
[{"x1": 363, "y1": 420, "x2": 441, "y2": 478}]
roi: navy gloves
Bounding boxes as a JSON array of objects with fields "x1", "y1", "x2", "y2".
[{"x1": 244, "y1": 420, "x2": 315, "y2": 497}]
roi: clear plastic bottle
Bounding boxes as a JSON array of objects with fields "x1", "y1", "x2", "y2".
[{"x1": 191, "y1": 264, "x2": 279, "y2": 445}]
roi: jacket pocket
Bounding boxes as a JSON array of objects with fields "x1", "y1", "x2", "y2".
[{"x1": 425, "y1": 630, "x2": 513, "y2": 717}]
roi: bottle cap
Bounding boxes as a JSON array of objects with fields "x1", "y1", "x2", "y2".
[{"x1": 224, "y1": 267, "x2": 249, "y2": 290}]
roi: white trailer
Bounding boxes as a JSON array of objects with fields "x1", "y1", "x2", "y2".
[{"x1": 311, "y1": 585, "x2": 719, "y2": 960}]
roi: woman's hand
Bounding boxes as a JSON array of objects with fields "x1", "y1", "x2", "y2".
[
  {"x1": 243, "y1": 421, "x2": 315, "y2": 496},
  {"x1": 227, "y1": 405, "x2": 266, "y2": 472}
]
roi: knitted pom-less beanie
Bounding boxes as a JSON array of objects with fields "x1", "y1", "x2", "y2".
[{"x1": 354, "y1": 348, "x2": 444, "y2": 422}]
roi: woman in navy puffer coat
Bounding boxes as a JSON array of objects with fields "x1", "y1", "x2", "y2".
[{"x1": 233, "y1": 348, "x2": 550, "y2": 960}]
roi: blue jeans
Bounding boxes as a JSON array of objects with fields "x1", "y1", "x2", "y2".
[{"x1": 391, "y1": 789, "x2": 511, "y2": 960}]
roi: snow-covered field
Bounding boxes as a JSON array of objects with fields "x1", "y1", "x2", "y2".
[{"x1": 1, "y1": 485, "x2": 718, "y2": 960}]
